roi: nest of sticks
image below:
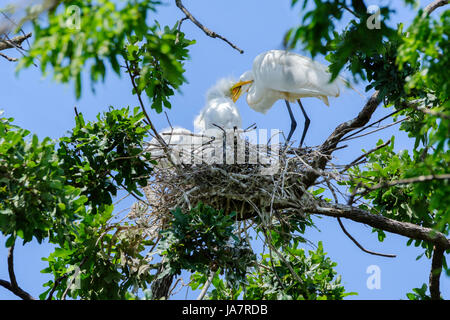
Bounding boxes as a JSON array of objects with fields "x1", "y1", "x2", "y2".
[{"x1": 130, "y1": 128, "x2": 332, "y2": 233}]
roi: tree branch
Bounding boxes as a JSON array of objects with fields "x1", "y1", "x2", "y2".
[
  {"x1": 339, "y1": 139, "x2": 391, "y2": 174},
  {"x1": 196, "y1": 270, "x2": 216, "y2": 300},
  {"x1": 423, "y1": 0, "x2": 449, "y2": 16},
  {"x1": 429, "y1": 245, "x2": 445, "y2": 300},
  {"x1": 336, "y1": 215, "x2": 396, "y2": 258},
  {"x1": 0, "y1": 52, "x2": 18, "y2": 61},
  {"x1": 404, "y1": 100, "x2": 450, "y2": 120},
  {"x1": 355, "y1": 174, "x2": 450, "y2": 198},
  {"x1": 301, "y1": 91, "x2": 382, "y2": 189},
  {"x1": 0, "y1": 242, "x2": 35, "y2": 300},
  {"x1": 175, "y1": 0, "x2": 244, "y2": 54},
  {"x1": 309, "y1": 202, "x2": 450, "y2": 250},
  {"x1": 0, "y1": 33, "x2": 32, "y2": 51}
]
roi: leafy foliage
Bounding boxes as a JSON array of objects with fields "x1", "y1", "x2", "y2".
[
  {"x1": 406, "y1": 283, "x2": 432, "y2": 300},
  {"x1": 0, "y1": 115, "x2": 86, "y2": 246},
  {"x1": 125, "y1": 23, "x2": 195, "y2": 113},
  {"x1": 40, "y1": 205, "x2": 155, "y2": 300},
  {"x1": 191, "y1": 241, "x2": 352, "y2": 300},
  {"x1": 57, "y1": 107, "x2": 153, "y2": 212},
  {"x1": 18, "y1": 0, "x2": 161, "y2": 98},
  {"x1": 158, "y1": 203, "x2": 255, "y2": 284}
]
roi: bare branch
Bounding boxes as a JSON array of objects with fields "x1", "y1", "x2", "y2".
[
  {"x1": 423, "y1": 0, "x2": 449, "y2": 17},
  {"x1": 0, "y1": 32, "x2": 31, "y2": 51},
  {"x1": 356, "y1": 174, "x2": 450, "y2": 196},
  {"x1": 0, "y1": 51, "x2": 17, "y2": 61},
  {"x1": 0, "y1": 242, "x2": 35, "y2": 300},
  {"x1": 341, "y1": 117, "x2": 407, "y2": 142},
  {"x1": 196, "y1": 270, "x2": 216, "y2": 300},
  {"x1": 429, "y1": 245, "x2": 444, "y2": 300},
  {"x1": 340, "y1": 140, "x2": 391, "y2": 174},
  {"x1": 325, "y1": 179, "x2": 396, "y2": 258},
  {"x1": 404, "y1": 100, "x2": 450, "y2": 120},
  {"x1": 175, "y1": 0, "x2": 244, "y2": 54},
  {"x1": 336, "y1": 217, "x2": 396, "y2": 258}
]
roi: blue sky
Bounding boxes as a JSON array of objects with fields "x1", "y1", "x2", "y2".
[{"x1": 0, "y1": 0, "x2": 448, "y2": 300}]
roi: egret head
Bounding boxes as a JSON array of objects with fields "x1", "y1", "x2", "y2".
[
  {"x1": 230, "y1": 71, "x2": 254, "y2": 102},
  {"x1": 206, "y1": 78, "x2": 237, "y2": 101}
]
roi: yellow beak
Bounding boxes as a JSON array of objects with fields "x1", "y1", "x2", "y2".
[{"x1": 230, "y1": 80, "x2": 253, "y2": 103}]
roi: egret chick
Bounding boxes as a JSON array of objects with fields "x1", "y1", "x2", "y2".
[
  {"x1": 147, "y1": 126, "x2": 193, "y2": 166},
  {"x1": 194, "y1": 77, "x2": 242, "y2": 135}
]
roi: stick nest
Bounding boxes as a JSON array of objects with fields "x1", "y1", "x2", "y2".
[{"x1": 130, "y1": 130, "x2": 332, "y2": 234}]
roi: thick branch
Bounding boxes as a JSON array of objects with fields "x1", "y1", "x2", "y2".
[
  {"x1": 175, "y1": 0, "x2": 244, "y2": 54},
  {"x1": 309, "y1": 203, "x2": 450, "y2": 250},
  {"x1": 301, "y1": 91, "x2": 381, "y2": 188},
  {"x1": 429, "y1": 245, "x2": 444, "y2": 300},
  {"x1": 0, "y1": 33, "x2": 32, "y2": 51}
]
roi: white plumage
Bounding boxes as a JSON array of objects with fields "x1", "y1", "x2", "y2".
[
  {"x1": 147, "y1": 126, "x2": 193, "y2": 166},
  {"x1": 231, "y1": 49, "x2": 344, "y2": 146},
  {"x1": 194, "y1": 78, "x2": 242, "y2": 135}
]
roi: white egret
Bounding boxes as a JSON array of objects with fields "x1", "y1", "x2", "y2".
[
  {"x1": 194, "y1": 77, "x2": 242, "y2": 135},
  {"x1": 193, "y1": 78, "x2": 244, "y2": 164},
  {"x1": 147, "y1": 126, "x2": 193, "y2": 166},
  {"x1": 230, "y1": 49, "x2": 345, "y2": 147}
]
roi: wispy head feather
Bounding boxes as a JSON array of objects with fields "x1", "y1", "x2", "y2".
[{"x1": 206, "y1": 77, "x2": 237, "y2": 101}]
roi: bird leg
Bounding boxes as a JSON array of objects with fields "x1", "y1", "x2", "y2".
[
  {"x1": 297, "y1": 99, "x2": 310, "y2": 148},
  {"x1": 284, "y1": 100, "x2": 297, "y2": 146}
]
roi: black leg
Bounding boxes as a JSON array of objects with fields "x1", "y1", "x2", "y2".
[
  {"x1": 284, "y1": 100, "x2": 297, "y2": 145},
  {"x1": 297, "y1": 99, "x2": 310, "y2": 148}
]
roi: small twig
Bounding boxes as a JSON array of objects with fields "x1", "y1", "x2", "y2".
[
  {"x1": 336, "y1": 216, "x2": 397, "y2": 258},
  {"x1": 164, "y1": 111, "x2": 173, "y2": 130},
  {"x1": 356, "y1": 174, "x2": 450, "y2": 197},
  {"x1": 175, "y1": 0, "x2": 244, "y2": 54},
  {"x1": 341, "y1": 107, "x2": 406, "y2": 141},
  {"x1": 0, "y1": 51, "x2": 17, "y2": 61},
  {"x1": 340, "y1": 140, "x2": 391, "y2": 173},
  {"x1": 341, "y1": 117, "x2": 407, "y2": 141},
  {"x1": 324, "y1": 179, "x2": 396, "y2": 258}
]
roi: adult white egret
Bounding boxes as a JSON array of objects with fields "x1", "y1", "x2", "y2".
[{"x1": 230, "y1": 49, "x2": 344, "y2": 147}]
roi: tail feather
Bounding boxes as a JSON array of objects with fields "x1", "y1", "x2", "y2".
[{"x1": 338, "y1": 76, "x2": 366, "y2": 99}]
